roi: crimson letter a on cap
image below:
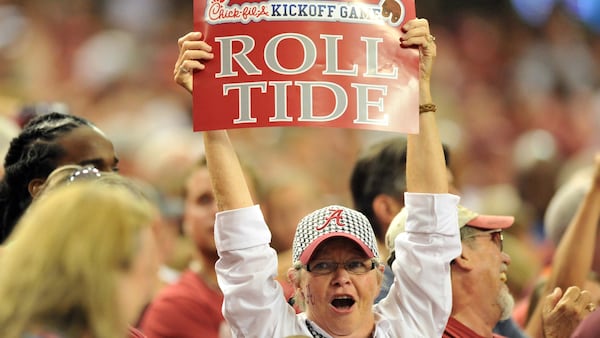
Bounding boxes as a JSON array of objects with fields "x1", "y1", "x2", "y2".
[{"x1": 317, "y1": 208, "x2": 346, "y2": 230}]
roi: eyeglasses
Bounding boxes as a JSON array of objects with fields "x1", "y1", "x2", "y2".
[
  {"x1": 297, "y1": 259, "x2": 378, "y2": 275},
  {"x1": 463, "y1": 229, "x2": 504, "y2": 252},
  {"x1": 67, "y1": 166, "x2": 102, "y2": 183}
]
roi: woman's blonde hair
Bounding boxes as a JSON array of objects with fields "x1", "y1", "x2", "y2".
[
  {"x1": 0, "y1": 181, "x2": 156, "y2": 337},
  {"x1": 35, "y1": 164, "x2": 86, "y2": 198}
]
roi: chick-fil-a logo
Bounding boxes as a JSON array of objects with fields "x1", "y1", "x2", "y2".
[
  {"x1": 205, "y1": 0, "x2": 406, "y2": 26},
  {"x1": 208, "y1": 0, "x2": 270, "y2": 23}
]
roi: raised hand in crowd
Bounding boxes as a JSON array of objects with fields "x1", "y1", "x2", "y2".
[
  {"x1": 541, "y1": 286, "x2": 595, "y2": 338},
  {"x1": 525, "y1": 153, "x2": 600, "y2": 338}
]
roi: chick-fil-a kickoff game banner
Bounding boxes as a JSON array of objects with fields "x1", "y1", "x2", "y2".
[{"x1": 193, "y1": 0, "x2": 418, "y2": 133}]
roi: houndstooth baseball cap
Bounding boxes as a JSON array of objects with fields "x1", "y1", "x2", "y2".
[{"x1": 292, "y1": 205, "x2": 379, "y2": 264}]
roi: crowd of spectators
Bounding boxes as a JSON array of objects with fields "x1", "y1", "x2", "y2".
[{"x1": 1, "y1": 0, "x2": 599, "y2": 325}]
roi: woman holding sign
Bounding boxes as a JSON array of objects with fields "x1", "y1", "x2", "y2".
[{"x1": 174, "y1": 18, "x2": 459, "y2": 338}]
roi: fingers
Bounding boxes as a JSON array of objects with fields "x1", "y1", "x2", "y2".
[
  {"x1": 177, "y1": 59, "x2": 205, "y2": 75},
  {"x1": 554, "y1": 286, "x2": 594, "y2": 320},
  {"x1": 174, "y1": 31, "x2": 214, "y2": 93},
  {"x1": 175, "y1": 32, "x2": 214, "y2": 74},
  {"x1": 542, "y1": 287, "x2": 595, "y2": 338},
  {"x1": 558, "y1": 286, "x2": 585, "y2": 311},
  {"x1": 575, "y1": 289, "x2": 592, "y2": 313},
  {"x1": 544, "y1": 287, "x2": 563, "y2": 314},
  {"x1": 176, "y1": 49, "x2": 214, "y2": 72},
  {"x1": 586, "y1": 302, "x2": 597, "y2": 312},
  {"x1": 402, "y1": 18, "x2": 429, "y2": 32},
  {"x1": 177, "y1": 31, "x2": 203, "y2": 48},
  {"x1": 181, "y1": 40, "x2": 214, "y2": 57},
  {"x1": 400, "y1": 18, "x2": 436, "y2": 57},
  {"x1": 401, "y1": 19, "x2": 430, "y2": 42}
]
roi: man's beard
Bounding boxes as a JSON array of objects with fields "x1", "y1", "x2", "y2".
[{"x1": 497, "y1": 286, "x2": 515, "y2": 321}]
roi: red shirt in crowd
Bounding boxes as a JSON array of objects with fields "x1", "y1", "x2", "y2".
[
  {"x1": 138, "y1": 270, "x2": 228, "y2": 338},
  {"x1": 444, "y1": 317, "x2": 507, "y2": 338}
]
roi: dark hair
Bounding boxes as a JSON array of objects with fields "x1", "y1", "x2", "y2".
[
  {"x1": 0, "y1": 112, "x2": 94, "y2": 243},
  {"x1": 350, "y1": 137, "x2": 450, "y2": 241}
]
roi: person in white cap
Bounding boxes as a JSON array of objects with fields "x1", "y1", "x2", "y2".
[
  {"x1": 386, "y1": 204, "x2": 515, "y2": 337},
  {"x1": 174, "y1": 17, "x2": 461, "y2": 338},
  {"x1": 386, "y1": 199, "x2": 597, "y2": 338}
]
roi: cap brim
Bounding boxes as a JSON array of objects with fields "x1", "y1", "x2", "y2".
[
  {"x1": 298, "y1": 233, "x2": 375, "y2": 264},
  {"x1": 467, "y1": 215, "x2": 514, "y2": 230}
]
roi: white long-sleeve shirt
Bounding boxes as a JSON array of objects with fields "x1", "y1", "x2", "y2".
[{"x1": 215, "y1": 193, "x2": 461, "y2": 338}]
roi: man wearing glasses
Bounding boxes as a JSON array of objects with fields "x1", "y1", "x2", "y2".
[{"x1": 386, "y1": 205, "x2": 514, "y2": 337}]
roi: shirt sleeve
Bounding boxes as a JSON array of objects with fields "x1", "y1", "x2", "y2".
[
  {"x1": 214, "y1": 205, "x2": 306, "y2": 337},
  {"x1": 375, "y1": 193, "x2": 461, "y2": 338}
]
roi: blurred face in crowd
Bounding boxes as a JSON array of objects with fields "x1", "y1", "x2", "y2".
[
  {"x1": 462, "y1": 227, "x2": 514, "y2": 321},
  {"x1": 183, "y1": 166, "x2": 218, "y2": 257},
  {"x1": 56, "y1": 125, "x2": 119, "y2": 172},
  {"x1": 297, "y1": 237, "x2": 383, "y2": 337},
  {"x1": 264, "y1": 183, "x2": 321, "y2": 252}
]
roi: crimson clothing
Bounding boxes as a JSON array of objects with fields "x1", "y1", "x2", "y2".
[
  {"x1": 444, "y1": 317, "x2": 508, "y2": 338},
  {"x1": 24, "y1": 327, "x2": 143, "y2": 338},
  {"x1": 571, "y1": 308, "x2": 600, "y2": 337},
  {"x1": 24, "y1": 328, "x2": 143, "y2": 338},
  {"x1": 138, "y1": 270, "x2": 228, "y2": 338}
]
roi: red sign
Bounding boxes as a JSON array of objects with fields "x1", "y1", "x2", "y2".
[{"x1": 193, "y1": 0, "x2": 418, "y2": 133}]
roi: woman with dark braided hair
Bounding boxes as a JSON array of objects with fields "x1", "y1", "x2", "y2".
[{"x1": 0, "y1": 112, "x2": 119, "y2": 243}]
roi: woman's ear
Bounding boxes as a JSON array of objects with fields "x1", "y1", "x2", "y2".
[
  {"x1": 28, "y1": 178, "x2": 46, "y2": 198},
  {"x1": 287, "y1": 267, "x2": 300, "y2": 288},
  {"x1": 376, "y1": 262, "x2": 385, "y2": 287}
]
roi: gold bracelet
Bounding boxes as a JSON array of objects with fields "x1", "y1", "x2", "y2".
[{"x1": 419, "y1": 103, "x2": 437, "y2": 114}]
